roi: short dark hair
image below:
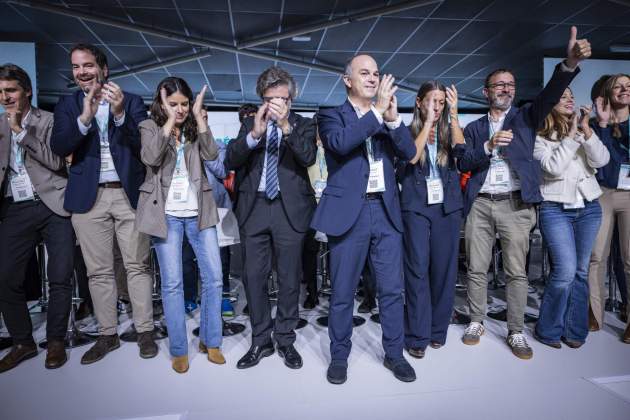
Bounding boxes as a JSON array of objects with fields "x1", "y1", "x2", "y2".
[
  {"x1": 0, "y1": 63, "x2": 33, "y2": 102},
  {"x1": 70, "y1": 43, "x2": 108, "y2": 69},
  {"x1": 590, "y1": 74, "x2": 610, "y2": 102},
  {"x1": 484, "y1": 68, "x2": 514, "y2": 88},
  {"x1": 256, "y1": 66, "x2": 297, "y2": 99},
  {"x1": 237, "y1": 103, "x2": 258, "y2": 123}
]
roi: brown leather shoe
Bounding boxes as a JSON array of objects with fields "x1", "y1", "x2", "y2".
[
  {"x1": 80, "y1": 334, "x2": 120, "y2": 365},
  {"x1": 622, "y1": 324, "x2": 630, "y2": 344},
  {"x1": 0, "y1": 343, "x2": 38, "y2": 373},
  {"x1": 45, "y1": 340, "x2": 67, "y2": 369},
  {"x1": 588, "y1": 305, "x2": 599, "y2": 332},
  {"x1": 172, "y1": 355, "x2": 189, "y2": 373}
]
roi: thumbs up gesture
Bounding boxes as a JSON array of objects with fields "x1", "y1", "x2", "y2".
[{"x1": 566, "y1": 26, "x2": 591, "y2": 69}]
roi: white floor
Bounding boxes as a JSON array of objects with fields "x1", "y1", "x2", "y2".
[{"x1": 1, "y1": 287, "x2": 629, "y2": 420}]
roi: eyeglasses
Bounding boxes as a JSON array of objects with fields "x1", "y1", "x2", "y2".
[
  {"x1": 262, "y1": 96, "x2": 290, "y2": 103},
  {"x1": 487, "y1": 82, "x2": 516, "y2": 90}
]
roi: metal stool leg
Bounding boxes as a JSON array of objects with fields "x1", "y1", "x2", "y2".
[{"x1": 0, "y1": 315, "x2": 12, "y2": 350}]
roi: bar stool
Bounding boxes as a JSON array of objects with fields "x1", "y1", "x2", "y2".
[
  {"x1": 0, "y1": 315, "x2": 12, "y2": 350},
  {"x1": 120, "y1": 246, "x2": 168, "y2": 342},
  {"x1": 313, "y1": 233, "x2": 366, "y2": 328}
]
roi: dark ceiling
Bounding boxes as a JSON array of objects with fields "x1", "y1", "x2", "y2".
[{"x1": 1, "y1": 0, "x2": 630, "y2": 111}]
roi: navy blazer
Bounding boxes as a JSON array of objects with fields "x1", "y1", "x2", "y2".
[
  {"x1": 311, "y1": 100, "x2": 416, "y2": 236},
  {"x1": 457, "y1": 63, "x2": 580, "y2": 216},
  {"x1": 397, "y1": 141, "x2": 465, "y2": 217},
  {"x1": 51, "y1": 90, "x2": 148, "y2": 213},
  {"x1": 593, "y1": 120, "x2": 629, "y2": 189}
]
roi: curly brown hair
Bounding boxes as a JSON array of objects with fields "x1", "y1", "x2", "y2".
[{"x1": 149, "y1": 77, "x2": 198, "y2": 143}]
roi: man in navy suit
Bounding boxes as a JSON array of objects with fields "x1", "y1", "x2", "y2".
[
  {"x1": 457, "y1": 27, "x2": 591, "y2": 359},
  {"x1": 51, "y1": 44, "x2": 157, "y2": 364},
  {"x1": 312, "y1": 54, "x2": 417, "y2": 384}
]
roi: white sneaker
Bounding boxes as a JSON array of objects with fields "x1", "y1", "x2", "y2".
[
  {"x1": 507, "y1": 332, "x2": 533, "y2": 359},
  {"x1": 462, "y1": 322, "x2": 485, "y2": 345}
]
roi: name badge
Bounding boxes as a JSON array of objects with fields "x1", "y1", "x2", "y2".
[
  {"x1": 367, "y1": 159, "x2": 386, "y2": 193},
  {"x1": 490, "y1": 158, "x2": 511, "y2": 186},
  {"x1": 426, "y1": 177, "x2": 444, "y2": 204},
  {"x1": 314, "y1": 180, "x2": 326, "y2": 198},
  {"x1": 617, "y1": 164, "x2": 630, "y2": 190},
  {"x1": 168, "y1": 174, "x2": 190, "y2": 203},
  {"x1": 100, "y1": 145, "x2": 115, "y2": 172},
  {"x1": 10, "y1": 171, "x2": 35, "y2": 202}
]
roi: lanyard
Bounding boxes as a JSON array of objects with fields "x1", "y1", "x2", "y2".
[
  {"x1": 175, "y1": 136, "x2": 186, "y2": 171},
  {"x1": 318, "y1": 147, "x2": 325, "y2": 179},
  {"x1": 427, "y1": 128, "x2": 439, "y2": 179}
]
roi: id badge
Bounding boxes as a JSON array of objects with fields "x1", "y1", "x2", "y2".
[
  {"x1": 366, "y1": 159, "x2": 386, "y2": 193},
  {"x1": 490, "y1": 158, "x2": 510, "y2": 186},
  {"x1": 617, "y1": 164, "x2": 630, "y2": 190},
  {"x1": 314, "y1": 180, "x2": 327, "y2": 198},
  {"x1": 426, "y1": 177, "x2": 444, "y2": 204},
  {"x1": 10, "y1": 171, "x2": 35, "y2": 201},
  {"x1": 100, "y1": 145, "x2": 115, "y2": 172},
  {"x1": 169, "y1": 174, "x2": 189, "y2": 202}
]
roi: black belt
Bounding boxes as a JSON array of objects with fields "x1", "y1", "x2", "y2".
[
  {"x1": 477, "y1": 191, "x2": 521, "y2": 201},
  {"x1": 364, "y1": 192, "x2": 383, "y2": 200},
  {"x1": 100, "y1": 182, "x2": 123, "y2": 189}
]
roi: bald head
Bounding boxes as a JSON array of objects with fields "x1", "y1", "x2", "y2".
[{"x1": 342, "y1": 54, "x2": 380, "y2": 100}]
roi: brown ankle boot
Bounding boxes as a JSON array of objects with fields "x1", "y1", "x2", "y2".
[
  {"x1": 588, "y1": 305, "x2": 599, "y2": 332},
  {"x1": 622, "y1": 324, "x2": 630, "y2": 344},
  {"x1": 172, "y1": 355, "x2": 189, "y2": 373},
  {"x1": 207, "y1": 348, "x2": 226, "y2": 365}
]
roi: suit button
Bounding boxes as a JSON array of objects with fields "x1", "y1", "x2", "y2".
[
  {"x1": 153, "y1": 200, "x2": 157, "y2": 204},
  {"x1": 364, "y1": 174, "x2": 368, "y2": 179}
]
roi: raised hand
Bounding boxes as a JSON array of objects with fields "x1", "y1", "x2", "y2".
[
  {"x1": 445, "y1": 85, "x2": 458, "y2": 121},
  {"x1": 6, "y1": 95, "x2": 23, "y2": 134},
  {"x1": 374, "y1": 74, "x2": 398, "y2": 115},
  {"x1": 193, "y1": 85, "x2": 208, "y2": 133},
  {"x1": 566, "y1": 26, "x2": 591, "y2": 69},
  {"x1": 579, "y1": 105, "x2": 593, "y2": 140},
  {"x1": 250, "y1": 102, "x2": 269, "y2": 140},
  {"x1": 489, "y1": 129, "x2": 513, "y2": 151},
  {"x1": 383, "y1": 92, "x2": 399, "y2": 123},
  {"x1": 79, "y1": 83, "x2": 101, "y2": 126},
  {"x1": 160, "y1": 87, "x2": 177, "y2": 138},
  {"x1": 102, "y1": 81, "x2": 125, "y2": 119},
  {"x1": 569, "y1": 111, "x2": 579, "y2": 139},
  {"x1": 594, "y1": 96, "x2": 611, "y2": 127},
  {"x1": 423, "y1": 90, "x2": 440, "y2": 125},
  {"x1": 267, "y1": 97, "x2": 290, "y2": 132}
]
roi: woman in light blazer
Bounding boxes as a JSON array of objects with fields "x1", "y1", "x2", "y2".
[
  {"x1": 534, "y1": 87, "x2": 609, "y2": 349},
  {"x1": 136, "y1": 77, "x2": 223, "y2": 373}
]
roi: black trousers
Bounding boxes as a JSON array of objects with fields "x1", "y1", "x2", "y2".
[
  {"x1": 0, "y1": 199, "x2": 74, "y2": 345},
  {"x1": 240, "y1": 194, "x2": 305, "y2": 347},
  {"x1": 302, "y1": 229, "x2": 318, "y2": 298}
]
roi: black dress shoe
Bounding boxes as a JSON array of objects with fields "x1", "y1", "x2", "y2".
[
  {"x1": 358, "y1": 298, "x2": 376, "y2": 314},
  {"x1": 303, "y1": 294, "x2": 319, "y2": 310},
  {"x1": 137, "y1": 331, "x2": 158, "y2": 359},
  {"x1": 277, "y1": 344, "x2": 303, "y2": 369},
  {"x1": 236, "y1": 343, "x2": 274, "y2": 369},
  {"x1": 384, "y1": 357, "x2": 416, "y2": 382},
  {"x1": 81, "y1": 334, "x2": 120, "y2": 365},
  {"x1": 0, "y1": 343, "x2": 38, "y2": 373},
  {"x1": 619, "y1": 303, "x2": 628, "y2": 323},
  {"x1": 326, "y1": 361, "x2": 348, "y2": 385},
  {"x1": 407, "y1": 347, "x2": 425, "y2": 359},
  {"x1": 45, "y1": 340, "x2": 67, "y2": 369}
]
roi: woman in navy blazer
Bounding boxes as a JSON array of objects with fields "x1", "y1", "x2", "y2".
[{"x1": 398, "y1": 81, "x2": 465, "y2": 358}]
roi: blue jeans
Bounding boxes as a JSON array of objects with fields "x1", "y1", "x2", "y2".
[
  {"x1": 153, "y1": 215, "x2": 223, "y2": 357},
  {"x1": 536, "y1": 200, "x2": 602, "y2": 344}
]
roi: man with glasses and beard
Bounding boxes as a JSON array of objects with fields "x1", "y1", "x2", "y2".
[
  {"x1": 51, "y1": 44, "x2": 157, "y2": 364},
  {"x1": 457, "y1": 27, "x2": 591, "y2": 359}
]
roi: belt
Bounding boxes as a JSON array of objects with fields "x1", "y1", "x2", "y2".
[
  {"x1": 256, "y1": 191, "x2": 281, "y2": 200},
  {"x1": 477, "y1": 191, "x2": 521, "y2": 201},
  {"x1": 100, "y1": 182, "x2": 123, "y2": 189},
  {"x1": 364, "y1": 192, "x2": 383, "y2": 200}
]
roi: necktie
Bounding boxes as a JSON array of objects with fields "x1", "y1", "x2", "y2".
[{"x1": 265, "y1": 123, "x2": 279, "y2": 199}]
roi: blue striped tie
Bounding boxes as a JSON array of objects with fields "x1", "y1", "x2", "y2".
[{"x1": 265, "y1": 123, "x2": 279, "y2": 200}]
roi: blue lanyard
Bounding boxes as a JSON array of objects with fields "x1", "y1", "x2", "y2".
[{"x1": 427, "y1": 128, "x2": 439, "y2": 179}]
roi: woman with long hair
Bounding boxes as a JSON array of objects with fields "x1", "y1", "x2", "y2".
[
  {"x1": 534, "y1": 87, "x2": 609, "y2": 348},
  {"x1": 587, "y1": 73, "x2": 630, "y2": 342},
  {"x1": 399, "y1": 81, "x2": 465, "y2": 358},
  {"x1": 135, "y1": 77, "x2": 224, "y2": 372}
]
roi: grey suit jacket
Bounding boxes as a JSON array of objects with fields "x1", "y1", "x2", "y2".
[
  {"x1": 0, "y1": 107, "x2": 69, "y2": 217},
  {"x1": 135, "y1": 118, "x2": 219, "y2": 239}
]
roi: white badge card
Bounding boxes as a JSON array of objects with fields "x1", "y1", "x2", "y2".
[
  {"x1": 618, "y1": 164, "x2": 630, "y2": 190},
  {"x1": 10, "y1": 172, "x2": 35, "y2": 201},
  {"x1": 490, "y1": 158, "x2": 511, "y2": 186},
  {"x1": 367, "y1": 159, "x2": 386, "y2": 193},
  {"x1": 168, "y1": 175, "x2": 190, "y2": 202},
  {"x1": 100, "y1": 145, "x2": 115, "y2": 172},
  {"x1": 426, "y1": 178, "x2": 444, "y2": 204}
]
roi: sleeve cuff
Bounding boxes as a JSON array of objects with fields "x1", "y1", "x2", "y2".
[
  {"x1": 113, "y1": 111, "x2": 125, "y2": 127},
  {"x1": 77, "y1": 117, "x2": 91, "y2": 135},
  {"x1": 385, "y1": 115, "x2": 403, "y2": 130},
  {"x1": 560, "y1": 60, "x2": 577, "y2": 73},
  {"x1": 246, "y1": 132, "x2": 259, "y2": 149},
  {"x1": 370, "y1": 106, "x2": 384, "y2": 125}
]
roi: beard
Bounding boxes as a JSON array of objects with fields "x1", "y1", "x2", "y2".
[{"x1": 490, "y1": 94, "x2": 513, "y2": 111}]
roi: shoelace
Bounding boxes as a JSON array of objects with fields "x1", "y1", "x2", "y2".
[
  {"x1": 508, "y1": 333, "x2": 528, "y2": 348},
  {"x1": 465, "y1": 323, "x2": 483, "y2": 335}
]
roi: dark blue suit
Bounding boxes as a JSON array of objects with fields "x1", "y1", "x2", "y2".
[
  {"x1": 398, "y1": 142, "x2": 465, "y2": 350},
  {"x1": 311, "y1": 100, "x2": 416, "y2": 362},
  {"x1": 51, "y1": 90, "x2": 148, "y2": 213},
  {"x1": 457, "y1": 63, "x2": 580, "y2": 216}
]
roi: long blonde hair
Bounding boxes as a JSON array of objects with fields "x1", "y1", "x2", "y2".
[
  {"x1": 409, "y1": 81, "x2": 451, "y2": 167},
  {"x1": 538, "y1": 87, "x2": 573, "y2": 142},
  {"x1": 603, "y1": 73, "x2": 630, "y2": 139}
]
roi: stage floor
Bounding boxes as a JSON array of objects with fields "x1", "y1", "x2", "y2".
[{"x1": 1, "y1": 280, "x2": 629, "y2": 420}]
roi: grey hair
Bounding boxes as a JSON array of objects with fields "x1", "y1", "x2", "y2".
[{"x1": 256, "y1": 66, "x2": 297, "y2": 99}]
